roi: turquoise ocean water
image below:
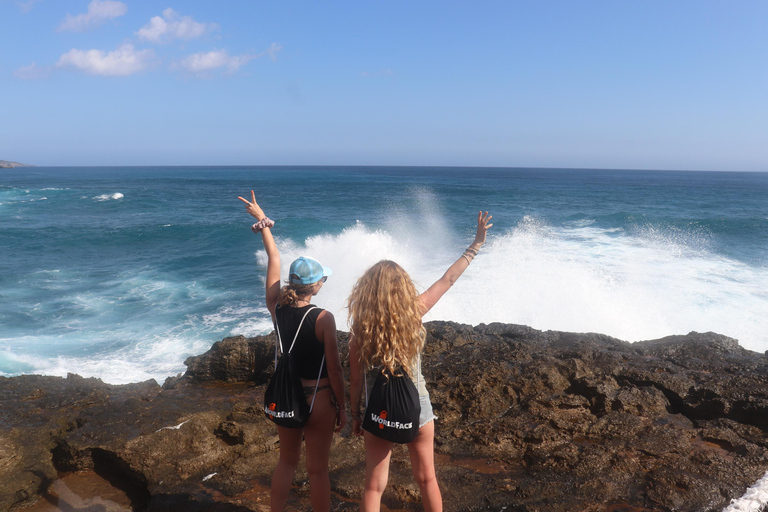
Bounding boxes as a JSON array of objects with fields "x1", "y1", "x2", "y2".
[{"x1": 1, "y1": 166, "x2": 767, "y2": 384}]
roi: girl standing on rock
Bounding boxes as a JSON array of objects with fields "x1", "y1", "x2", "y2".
[
  {"x1": 238, "y1": 191, "x2": 347, "y2": 512},
  {"x1": 347, "y1": 211, "x2": 492, "y2": 512}
]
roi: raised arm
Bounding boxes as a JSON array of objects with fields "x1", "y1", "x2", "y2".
[
  {"x1": 418, "y1": 211, "x2": 492, "y2": 316},
  {"x1": 237, "y1": 190, "x2": 280, "y2": 316}
]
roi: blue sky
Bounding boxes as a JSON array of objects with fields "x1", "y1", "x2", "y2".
[{"x1": 1, "y1": 1, "x2": 767, "y2": 170}]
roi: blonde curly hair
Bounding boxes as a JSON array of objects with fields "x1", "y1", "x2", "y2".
[{"x1": 347, "y1": 260, "x2": 426, "y2": 376}]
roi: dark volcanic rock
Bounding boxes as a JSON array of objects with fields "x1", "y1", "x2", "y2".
[
  {"x1": 0, "y1": 374, "x2": 160, "y2": 511},
  {"x1": 2, "y1": 323, "x2": 768, "y2": 512},
  {"x1": 183, "y1": 335, "x2": 273, "y2": 384}
]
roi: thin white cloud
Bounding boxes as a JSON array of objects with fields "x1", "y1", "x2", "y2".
[
  {"x1": 136, "y1": 8, "x2": 217, "y2": 44},
  {"x1": 180, "y1": 50, "x2": 252, "y2": 73},
  {"x1": 259, "y1": 43, "x2": 282, "y2": 62},
  {"x1": 57, "y1": 0, "x2": 127, "y2": 32},
  {"x1": 14, "y1": 62, "x2": 50, "y2": 80},
  {"x1": 56, "y1": 44, "x2": 155, "y2": 76},
  {"x1": 178, "y1": 43, "x2": 282, "y2": 75},
  {"x1": 16, "y1": 0, "x2": 43, "y2": 13}
]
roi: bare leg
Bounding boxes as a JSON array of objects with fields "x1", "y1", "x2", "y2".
[
  {"x1": 407, "y1": 421, "x2": 442, "y2": 512},
  {"x1": 362, "y1": 432, "x2": 394, "y2": 512},
  {"x1": 271, "y1": 425, "x2": 303, "y2": 512},
  {"x1": 302, "y1": 388, "x2": 337, "y2": 512}
]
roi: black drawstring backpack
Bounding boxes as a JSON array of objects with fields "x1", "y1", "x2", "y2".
[
  {"x1": 263, "y1": 307, "x2": 325, "y2": 428},
  {"x1": 362, "y1": 361, "x2": 421, "y2": 444}
]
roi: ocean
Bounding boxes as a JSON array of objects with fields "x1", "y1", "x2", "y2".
[{"x1": 1, "y1": 166, "x2": 767, "y2": 385}]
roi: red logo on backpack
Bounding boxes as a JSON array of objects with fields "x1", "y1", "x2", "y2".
[
  {"x1": 379, "y1": 410, "x2": 387, "y2": 429},
  {"x1": 269, "y1": 403, "x2": 276, "y2": 411}
]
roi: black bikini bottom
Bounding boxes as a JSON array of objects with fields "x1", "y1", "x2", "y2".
[{"x1": 303, "y1": 384, "x2": 331, "y2": 397}]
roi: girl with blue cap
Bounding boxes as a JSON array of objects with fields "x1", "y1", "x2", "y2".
[{"x1": 238, "y1": 190, "x2": 346, "y2": 512}]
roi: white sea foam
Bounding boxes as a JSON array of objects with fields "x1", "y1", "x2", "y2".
[
  {"x1": 252, "y1": 216, "x2": 768, "y2": 352},
  {"x1": 724, "y1": 470, "x2": 768, "y2": 511},
  {"x1": 202, "y1": 303, "x2": 274, "y2": 337},
  {"x1": 16, "y1": 353, "x2": 168, "y2": 384},
  {"x1": 1, "y1": 271, "x2": 230, "y2": 384},
  {"x1": 245, "y1": 187, "x2": 460, "y2": 332},
  {"x1": 0, "y1": 349, "x2": 36, "y2": 374},
  {"x1": 3, "y1": 197, "x2": 47, "y2": 204},
  {"x1": 255, "y1": 221, "x2": 431, "y2": 326},
  {"x1": 93, "y1": 192, "x2": 124, "y2": 201},
  {"x1": 6, "y1": 211, "x2": 766, "y2": 385},
  {"x1": 2, "y1": 329, "x2": 214, "y2": 385}
]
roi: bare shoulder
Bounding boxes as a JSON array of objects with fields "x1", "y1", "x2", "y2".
[
  {"x1": 315, "y1": 309, "x2": 337, "y2": 346},
  {"x1": 316, "y1": 308, "x2": 334, "y2": 319},
  {"x1": 316, "y1": 309, "x2": 336, "y2": 328}
]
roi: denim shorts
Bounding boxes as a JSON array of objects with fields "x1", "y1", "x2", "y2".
[{"x1": 419, "y1": 393, "x2": 437, "y2": 428}]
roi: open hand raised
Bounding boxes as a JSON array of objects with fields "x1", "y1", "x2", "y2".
[{"x1": 473, "y1": 211, "x2": 493, "y2": 247}]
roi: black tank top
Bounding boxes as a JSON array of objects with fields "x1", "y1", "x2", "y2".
[{"x1": 274, "y1": 304, "x2": 328, "y2": 380}]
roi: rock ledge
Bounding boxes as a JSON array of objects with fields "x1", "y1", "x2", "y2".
[{"x1": 2, "y1": 322, "x2": 767, "y2": 512}]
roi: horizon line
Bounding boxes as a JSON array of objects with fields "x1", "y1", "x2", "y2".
[{"x1": 4, "y1": 163, "x2": 767, "y2": 173}]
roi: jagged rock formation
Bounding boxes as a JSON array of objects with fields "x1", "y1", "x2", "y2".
[{"x1": 2, "y1": 322, "x2": 768, "y2": 511}]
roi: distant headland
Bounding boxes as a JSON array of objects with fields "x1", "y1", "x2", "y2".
[{"x1": 0, "y1": 160, "x2": 33, "y2": 168}]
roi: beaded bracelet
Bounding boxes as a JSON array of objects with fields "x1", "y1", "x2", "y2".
[{"x1": 251, "y1": 217, "x2": 275, "y2": 233}]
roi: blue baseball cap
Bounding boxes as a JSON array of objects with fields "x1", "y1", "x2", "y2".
[{"x1": 289, "y1": 256, "x2": 332, "y2": 285}]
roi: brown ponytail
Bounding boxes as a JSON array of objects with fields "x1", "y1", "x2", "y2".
[{"x1": 278, "y1": 281, "x2": 316, "y2": 306}]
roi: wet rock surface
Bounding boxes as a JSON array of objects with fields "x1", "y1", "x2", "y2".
[{"x1": 2, "y1": 322, "x2": 768, "y2": 511}]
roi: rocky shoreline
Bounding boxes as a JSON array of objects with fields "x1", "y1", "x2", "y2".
[{"x1": 2, "y1": 322, "x2": 768, "y2": 511}]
